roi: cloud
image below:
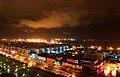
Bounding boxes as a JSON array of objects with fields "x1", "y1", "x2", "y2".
[
  {"x1": 23, "y1": 29, "x2": 34, "y2": 33},
  {"x1": 19, "y1": 9, "x2": 89, "y2": 29},
  {"x1": 0, "y1": 1, "x2": 2, "y2": 9},
  {"x1": 1, "y1": 0, "x2": 119, "y2": 29}
]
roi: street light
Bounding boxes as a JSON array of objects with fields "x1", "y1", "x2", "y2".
[
  {"x1": 37, "y1": 74, "x2": 40, "y2": 76},
  {"x1": 72, "y1": 74, "x2": 76, "y2": 77},
  {"x1": 104, "y1": 67, "x2": 110, "y2": 76},
  {"x1": 90, "y1": 46, "x2": 95, "y2": 49},
  {"x1": 27, "y1": 69, "x2": 30, "y2": 71},
  {"x1": 15, "y1": 69, "x2": 18, "y2": 72},
  {"x1": 82, "y1": 51, "x2": 84, "y2": 53},
  {"x1": 108, "y1": 47, "x2": 114, "y2": 50},
  {"x1": 72, "y1": 46, "x2": 77, "y2": 50},
  {"x1": 98, "y1": 46, "x2": 102, "y2": 51},
  {"x1": 3, "y1": 63, "x2": 6, "y2": 66},
  {"x1": 13, "y1": 62, "x2": 15, "y2": 64},
  {"x1": 75, "y1": 52, "x2": 78, "y2": 54},
  {"x1": 15, "y1": 73, "x2": 18, "y2": 77},
  {"x1": 7, "y1": 69, "x2": 10, "y2": 73},
  {"x1": 111, "y1": 68, "x2": 117, "y2": 77},
  {"x1": 117, "y1": 47, "x2": 120, "y2": 51},
  {"x1": 16, "y1": 65, "x2": 18, "y2": 68},
  {"x1": 22, "y1": 74, "x2": 25, "y2": 76}
]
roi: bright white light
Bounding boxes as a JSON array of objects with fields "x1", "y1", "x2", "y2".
[
  {"x1": 22, "y1": 74, "x2": 25, "y2": 76},
  {"x1": 117, "y1": 47, "x2": 120, "y2": 50},
  {"x1": 72, "y1": 74, "x2": 76, "y2": 77},
  {"x1": 108, "y1": 47, "x2": 114, "y2": 50},
  {"x1": 16, "y1": 66, "x2": 18, "y2": 68},
  {"x1": 104, "y1": 67, "x2": 110, "y2": 76},
  {"x1": 98, "y1": 46, "x2": 102, "y2": 51},
  {"x1": 104, "y1": 69, "x2": 109, "y2": 76},
  {"x1": 37, "y1": 74, "x2": 40, "y2": 76},
  {"x1": 15, "y1": 69, "x2": 18, "y2": 72},
  {"x1": 112, "y1": 70, "x2": 116, "y2": 77},
  {"x1": 26, "y1": 39, "x2": 47, "y2": 43},
  {"x1": 82, "y1": 51, "x2": 84, "y2": 53},
  {"x1": 7, "y1": 69, "x2": 10, "y2": 73},
  {"x1": 75, "y1": 52, "x2": 78, "y2": 54}
]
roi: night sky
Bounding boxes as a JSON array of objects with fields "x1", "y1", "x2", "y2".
[{"x1": 0, "y1": 0, "x2": 120, "y2": 39}]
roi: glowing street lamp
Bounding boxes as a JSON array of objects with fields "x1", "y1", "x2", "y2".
[
  {"x1": 112, "y1": 70, "x2": 117, "y2": 77},
  {"x1": 7, "y1": 66, "x2": 10, "y2": 68},
  {"x1": 15, "y1": 69, "x2": 18, "y2": 72},
  {"x1": 3, "y1": 63, "x2": 6, "y2": 66},
  {"x1": 7, "y1": 69, "x2": 10, "y2": 73},
  {"x1": 16, "y1": 66, "x2": 18, "y2": 68},
  {"x1": 90, "y1": 46, "x2": 95, "y2": 49},
  {"x1": 27, "y1": 69, "x2": 29, "y2": 71},
  {"x1": 104, "y1": 67, "x2": 110, "y2": 76},
  {"x1": 98, "y1": 46, "x2": 102, "y2": 51},
  {"x1": 15, "y1": 73, "x2": 18, "y2": 77},
  {"x1": 75, "y1": 52, "x2": 78, "y2": 54},
  {"x1": 72, "y1": 74, "x2": 76, "y2": 77},
  {"x1": 37, "y1": 74, "x2": 40, "y2": 76},
  {"x1": 82, "y1": 51, "x2": 84, "y2": 53},
  {"x1": 22, "y1": 74, "x2": 25, "y2": 76},
  {"x1": 13, "y1": 62, "x2": 15, "y2": 64},
  {"x1": 117, "y1": 47, "x2": 120, "y2": 50},
  {"x1": 72, "y1": 46, "x2": 77, "y2": 50},
  {"x1": 108, "y1": 47, "x2": 114, "y2": 50}
]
